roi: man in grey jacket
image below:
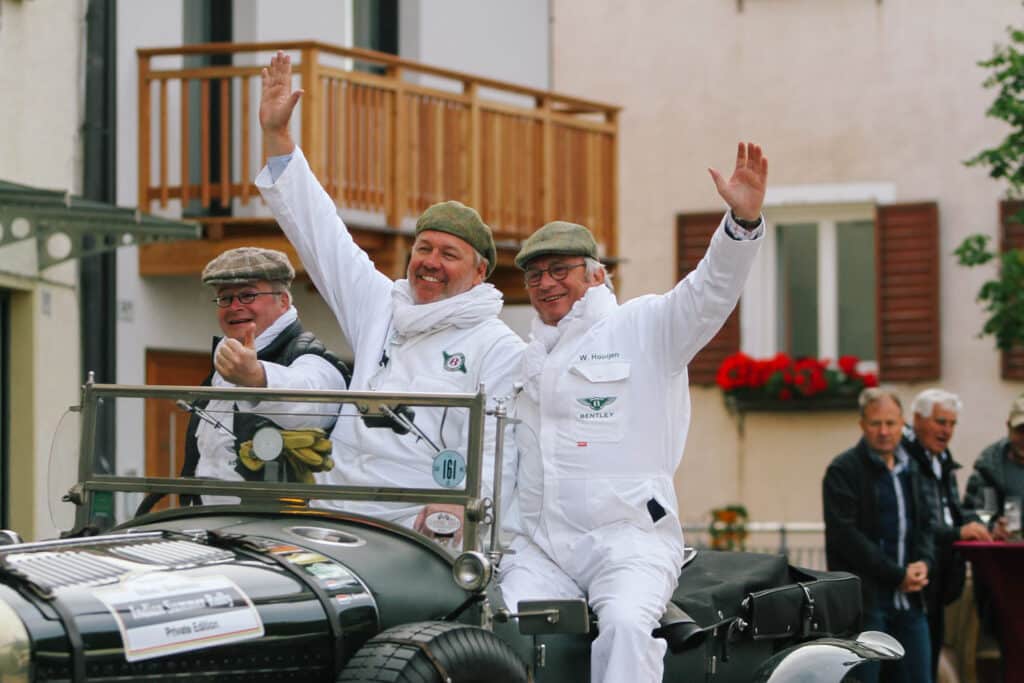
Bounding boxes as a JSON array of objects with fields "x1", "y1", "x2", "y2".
[{"x1": 963, "y1": 394, "x2": 1024, "y2": 534}]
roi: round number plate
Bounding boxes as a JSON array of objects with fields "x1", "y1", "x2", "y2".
[
  {"x1": 432, "y1": 449, "x2": 466, "y2": 488},
  {"x1": 252, "y1": 426, "x2": 284, "y2": 461}
]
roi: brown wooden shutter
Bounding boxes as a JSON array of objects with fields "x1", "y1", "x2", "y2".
[
  {"x1": 1001, "y1": 200, "x2": 1024, "y2": 380},
  {"x1": 677, "y1": 211, "x2": 739, "y2": 385},
  {"x1": 875, "y1": 202, "x2": 940, "y2": 381}
]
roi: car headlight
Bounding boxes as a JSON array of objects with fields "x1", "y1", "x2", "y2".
[
  {"x1": 452, "y1": 551, "x2": 492, "y2": 592},
  {"x1": 0, "y1": 598, "x2": 30, "y2": 682}
]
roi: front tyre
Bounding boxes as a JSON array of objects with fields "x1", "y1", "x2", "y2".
[{"x1": 338, "y1": 620, "x2": 527, "y2": 683}]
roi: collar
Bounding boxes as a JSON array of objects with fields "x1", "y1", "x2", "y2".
[
  {"x1": 867, "y1": 444, "x2": 909, "y2": 472},
  {"x1": 390, "y1": 281, "x2": 503, "y2": 340},
  {"x1": 529, "y1": 284, "x2": 618, "y2": 348}
]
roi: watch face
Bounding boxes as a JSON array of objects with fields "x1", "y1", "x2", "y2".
[{"x1": 252, "y1": 427, "x2": 284, "y2": 461}]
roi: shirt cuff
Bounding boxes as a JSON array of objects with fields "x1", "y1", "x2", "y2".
[
  {"x1": 724, "y1": 211, "x2": 765, "y2": 241},
  {"x1": 267, "y1": 152, "x2": 294, "y2": 183}
]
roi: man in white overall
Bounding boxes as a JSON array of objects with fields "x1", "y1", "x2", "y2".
[
  {"x1": 255, "y1": 51, "x2": 524, "y2": 542},
  {"x1": 499, "y1": 142, "x2": 767, "y2": 683}
]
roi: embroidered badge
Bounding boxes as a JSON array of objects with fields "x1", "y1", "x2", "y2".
[
  {"x1": 576, "y1": 396, "x2": 617, "y2": 411},
  {"x1": 443, "y1": 351, "x2": 467, "y2": 373}
]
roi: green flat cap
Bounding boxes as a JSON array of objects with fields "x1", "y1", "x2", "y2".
[
  {"x1": 416, "y1": 200, "x2": 497, "y2": 278},
  {"x1": 202, "y1": 247, "x2": 295, "y2": 286},
  {"x1": 515, "y1": 221, "x2": 598, "y2": 269}
]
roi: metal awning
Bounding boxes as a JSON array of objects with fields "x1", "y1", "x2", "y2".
[{"x1": 0, "y1": 179, "x2": 200, "y2": 269}]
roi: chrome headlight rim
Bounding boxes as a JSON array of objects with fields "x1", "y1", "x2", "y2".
[{"x1": 451, "y1": 551, "x2": 493, "y2": 593}]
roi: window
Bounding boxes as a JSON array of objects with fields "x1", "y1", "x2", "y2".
[
  {"x1": 1001, "y1": 200, "x2": 1024, "y2": 381},
  {"x1": 771, "y1": 208, "x2": 876, "y2": 362},
  {"x1": 678, "y1": 197, "x2": 939, "y2": 385}
]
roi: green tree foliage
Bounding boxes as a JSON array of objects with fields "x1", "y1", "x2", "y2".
[{"x1": 958, "y1": 27, "x2": 1024, "y2": 350}]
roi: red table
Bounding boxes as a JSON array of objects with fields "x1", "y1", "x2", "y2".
[{"x1": 955, "y1": 541, "x2": 1024, "y2": 680}]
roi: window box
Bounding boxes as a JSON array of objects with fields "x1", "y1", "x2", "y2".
[
  {"x1": 717, "y1": 352, "x2": 875, "y2": 415},
  {"x1": 725, "y1": 393, "x2": 859, "y2": 413}
]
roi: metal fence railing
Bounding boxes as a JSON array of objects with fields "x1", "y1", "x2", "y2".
[{"x1": 681, "y1": 521, "x2": 827, "y2": 571}]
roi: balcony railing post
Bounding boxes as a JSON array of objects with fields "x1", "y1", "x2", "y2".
[
  {"x1": 300, "y1": 45, "x2": 323, "y2": 179},
  {"x1": 606, "y1": 109, "x2": 619, "y2": 262},
  {"x1": 138, "y1": 51, "x2": 152, "y2": 211},
  {"x1": 467, "y1": 82, "x2": 482, "y2": 212},
  {"x1": 388, "y1": 65, "x2": 408, "y2": 229},
  {"x1": 538, "y1": 96, "x2": 554, "y2": 223}
]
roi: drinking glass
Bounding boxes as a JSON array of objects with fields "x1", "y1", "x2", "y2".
[
  {"x1": 977, "y1": 486, "x2": 998, "y2": 527},
  {"x1": 1005, "y1": 496, "x2": 1022, "y2": 540}
]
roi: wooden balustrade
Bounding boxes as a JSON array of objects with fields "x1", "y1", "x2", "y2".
[{"x1": 137, "y1": 41, "x2": 619, "y2": 264}]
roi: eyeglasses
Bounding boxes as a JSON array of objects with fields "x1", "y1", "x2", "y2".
[
  {"x1": 524, "y1": 262, "x2": 585, "y2": 287},
  {"x1": 211, "y1": 291, "x2": 282, "y2": 308}
]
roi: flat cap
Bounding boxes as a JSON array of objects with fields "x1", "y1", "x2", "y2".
[
  {"x1": 1010, "y1": 394, "x2": 1024, "y2": 428},
  {"x1": 416, "y1": 200, "x2": 497, "y2": 278},
  {"x1": 202, "y1": 247, "x2": 295, "y2": 286},
  {"x1": 514, "y1": 221, "x2": 598, "y2": 269}
]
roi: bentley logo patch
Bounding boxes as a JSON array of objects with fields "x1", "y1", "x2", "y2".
[
  {"x1": 577, "y1": 396, "x2": 617, "y2": 411},
  {"x1": 443, "y1": 351, "x2": 467, "y2": 373}
]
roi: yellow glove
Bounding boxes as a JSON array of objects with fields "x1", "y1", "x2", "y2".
[
  {"x1": 237, "y1": 441, "x2": 264, "y2": 472},
  {"x1": 280, "y1": 429, "x2": 335, "y2": 483}
]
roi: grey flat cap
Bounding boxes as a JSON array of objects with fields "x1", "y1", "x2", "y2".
[
  {"x1": 515, "y1": 221, "x2": 598, "y2": 269},
  {"x1": 202, "y1": 247, "x2": 295, "y2": 286}
]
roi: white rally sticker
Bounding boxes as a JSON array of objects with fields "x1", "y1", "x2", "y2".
[
  {"x1": 424, "y1": 510, "x2": 462, "y2": 536},
  {"x1": 93, "y1": 573, "x2": 264, "y2": 662}
]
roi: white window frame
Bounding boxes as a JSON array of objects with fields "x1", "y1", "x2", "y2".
[{"x1": 740, "y1": 182, "x2": 895, "y2": 364}]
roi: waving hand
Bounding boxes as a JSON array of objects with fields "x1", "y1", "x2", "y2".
[
  {"x1": 260, "y1": 51, "x2": 303, "y2": 156},
  {"x1": 708, "y1": 142, "x2": 768, "y2": 221}
]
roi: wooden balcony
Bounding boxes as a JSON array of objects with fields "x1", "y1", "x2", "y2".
[{"x1": 136, "y1": 41, "x2": 619, "y2": 302}]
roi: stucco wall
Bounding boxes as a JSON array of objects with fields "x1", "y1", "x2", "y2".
[
  {"x1": 0, "y1": 0, "x2": 85, "y2": 540},
  {"x1": 552, "y1": 0, "x2": 1024, "y2": 524}
]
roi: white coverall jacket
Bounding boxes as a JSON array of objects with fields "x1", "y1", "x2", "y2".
[
  {"x1": 256, "y1": 148, "x2": 524, "y2": 527},
  {"x1": 196, "y1": 306, "x2": 346, "y2": 505},
  {"x1": 500, "y1": 215, "x2": 761, "y2": 683}
]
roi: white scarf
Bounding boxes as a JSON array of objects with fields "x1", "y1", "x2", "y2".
[
  {"x1": 211, "y1": 305, "x2": 299, "y2": 387},
  {"x1": 522, "y1": 285, "x2": 617, "y2": 401},
  {"x1": 390, "y1": 280, "x2": 503, "y2": 341}
]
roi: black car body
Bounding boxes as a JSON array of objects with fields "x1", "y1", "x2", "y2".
[{"x1": 0, "y1": 381, "x2": 902, "y2": 682}]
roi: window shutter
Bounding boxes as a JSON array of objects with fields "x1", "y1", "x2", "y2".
[
  {"x1": 677, "y1": 211, "x2": 739, "y2": 385},
  {"x1": 875, "y1": 202, "x2": 940, "y2": 381},
  {"x1": 1001, "y1": 200, "x2": 1024, "y2": 381}
]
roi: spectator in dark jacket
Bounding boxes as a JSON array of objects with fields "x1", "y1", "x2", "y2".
[
  {"x1": 903, "y1": 388, "x2": 990, "y2": 680},
  {"x1": 963, "y1": 394, "x2": 1024, "y2": 538},
  {"x1": 961, "y1": 393, "x2": 1024, "y2": 656},
  {"x1": 823, "y1": 387, "x2": 935, "y2": 683}
]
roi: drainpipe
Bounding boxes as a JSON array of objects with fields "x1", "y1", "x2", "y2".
[{"x1": 80, "y1": 0, "x2": 117, "y2": 489}]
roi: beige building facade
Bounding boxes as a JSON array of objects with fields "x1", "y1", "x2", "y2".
[
  {"x1": 0, "y1": 0, "x2": 86, "y2": 540},
  {"x1": 551, "y1": 0, "x2": 1024, "y2": 524}
]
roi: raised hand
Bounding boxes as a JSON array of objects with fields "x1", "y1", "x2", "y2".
[
  {"x1": 708, "y1": 142, "x2": 768, "y2": 221},
  {"x1": 215, "y1": 325, "x2": 267, "y2": 387},
  {"x1": 260, "y1": 50, "x2": 303, "y2": 156}
]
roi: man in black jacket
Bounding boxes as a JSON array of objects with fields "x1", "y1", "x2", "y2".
[
  {"x1": 903, "y1": 388, "x2": 990, "y2": 680},
  {"x1": 823, "y1": 388, "x2": 935, "y2": 683}
]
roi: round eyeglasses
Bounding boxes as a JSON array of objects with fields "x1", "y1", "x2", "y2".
[
  {"x1": 524, "y1": 262, "x2": 586, "y2": 288},
  {"x1": 211, "y1": 291, "x2": 282, "y2": 308}
]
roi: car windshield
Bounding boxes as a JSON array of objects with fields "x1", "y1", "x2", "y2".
[{"x1": 58, "y1": 380, "x2": 513, "y2": 553}]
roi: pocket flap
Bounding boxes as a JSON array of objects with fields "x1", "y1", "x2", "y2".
[{"x1": 570, "y1": 361, "x2": 631, "y2": 383}]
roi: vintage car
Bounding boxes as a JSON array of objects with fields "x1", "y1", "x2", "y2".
[{"x1": 0, "y1": 379, "x2": 903, "y2": 682}]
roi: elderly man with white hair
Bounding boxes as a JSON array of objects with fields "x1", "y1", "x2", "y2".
[{"x1": 903, "y1": 388, "x2": 991, "y2": 679}]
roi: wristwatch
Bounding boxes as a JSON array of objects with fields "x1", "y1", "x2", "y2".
[{"x1": 731, "y1": 211, "x2": 762, "y2": 230}]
